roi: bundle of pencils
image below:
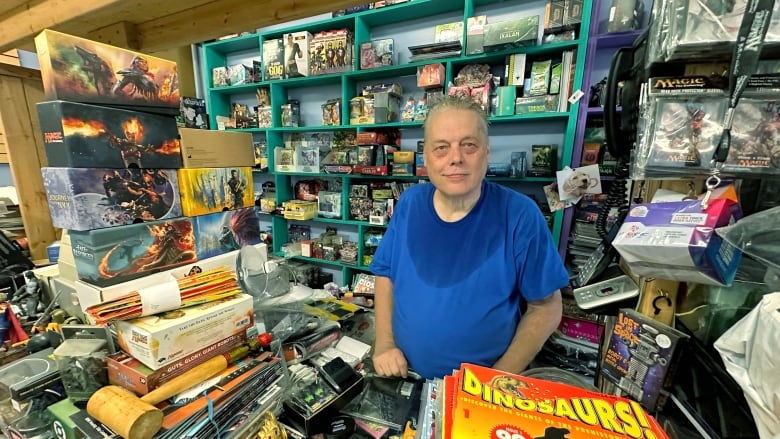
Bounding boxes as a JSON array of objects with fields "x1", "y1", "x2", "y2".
[{"x1": 86, "y1": 266, "x2": 242, "y2": 324}]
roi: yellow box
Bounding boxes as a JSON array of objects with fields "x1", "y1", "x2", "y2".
[
  {"x1": 393, "y1": 151, "x2": 415, "y2": 164},
  {"x1": 283, "y1": 200, "x2": 317, "y2": 220},
  {"x1": 114, "y1": 293, "x2": 254, "y2": 370},
  {"x1": 177, "y1": 167, "x2": 254, "y2": 216}
]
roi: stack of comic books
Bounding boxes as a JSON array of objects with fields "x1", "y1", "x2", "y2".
[{"x1": 439, "y1": 363, "x2": 670, "y2": 438}]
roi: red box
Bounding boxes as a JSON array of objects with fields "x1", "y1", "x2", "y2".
[
  {"x1": 356, "y1": 130, "x2": 401, "y2": 146},
  {"x1": 35, "y1": 30, "x2": 179, "y2": 113},
  {"x1": 354, "y1": 165, "x2": 390, "y2": 176},
  {"x1": 417, "y1": 63, "x2": 445, "y2": 88},
  {"x1": 107, "y1": 331, "x2": 247, "y2": 395}
]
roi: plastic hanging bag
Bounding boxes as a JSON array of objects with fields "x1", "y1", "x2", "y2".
[
  {"x1": 716, "y1": 205, "x2": 780, "y2": 288},
  {"x1": 714, "y1": 292, "x2": 780, "y2": 439}
]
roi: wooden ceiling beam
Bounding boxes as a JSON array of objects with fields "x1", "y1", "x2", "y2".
[
  {"x1": 134, "y1": 0, "x2": 367, "y2": 52},
  {"x1": 87, "y1": 21, "x2": 141, "y2": 50},
  {"x1": 0, "y1": 0, "x2": 123, "y2": 53}
]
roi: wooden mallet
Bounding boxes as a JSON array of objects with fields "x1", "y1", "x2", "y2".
[{"x1": 86, "y1": 338, "x2": 263, "y2": 439}]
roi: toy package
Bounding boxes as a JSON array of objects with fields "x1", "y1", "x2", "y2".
[
  {"x1": 263, "y1": 38, "x2": 284, "y2": 81},
  {"x1": 284, "y1": 31, "x2": 312, "y2": 78},
  {"x1": 177, "y1": 167, "x2": 254, "y2": 216},
  {"x1": 310, "y1": 29, "x2": 354, "y2": 75},
  {"x1": 41, "y1": 167, "x2": 182, "y2": 231},
  {"x1": 35, "y1": 30, "x2": 179, "y2": 112},
  {"x1": 37, "y1": 100, "x2": 182, "y2": 169},
  {"x1": 360, "y1": 39, "x2": 394, "y2": 70},
  {"x1": 69, "y1": 218, "x2": 197, "y2": 287}
]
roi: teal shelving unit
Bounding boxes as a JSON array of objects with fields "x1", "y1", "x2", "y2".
[{"x1": 202, "y1": 0, "x2": 593, "y2": 285}]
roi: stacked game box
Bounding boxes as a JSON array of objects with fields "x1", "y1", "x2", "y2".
[
  {"x1": 34, "y1": 30, "x2": 261, "y2": 289},
  {"x1": 34, "y1": 29, "x2": 196, "y2": 287},
  {"x1": 31, "y1": 31, "x2": 274, "y2": 438}
]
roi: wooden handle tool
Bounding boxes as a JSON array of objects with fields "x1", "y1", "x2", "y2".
[{"x1": 86, "y1": 341, "x2": 256, "y2": 439}]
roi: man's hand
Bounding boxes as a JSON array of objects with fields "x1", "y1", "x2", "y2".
[{"x1": 372, "y1": 344, "x2": 408, "y2": 378}]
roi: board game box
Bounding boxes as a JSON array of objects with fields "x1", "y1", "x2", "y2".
[
  {"x1": 41, "y1": 167, "x2": 182, "y2": 231},
  {"x1": 37, "y1": 100, "x2": 182, "y2": 169},
  {"x1": 193, "y1": 207, "x2": 262, "y2": 259},
  {"x1": 446, "y1": 363, "x2": 670, "y2": 438},
  {"x1": 601, "y1": 309, "x2": 689, "y2": 412},
  {"x1": 310, "y1": 29, "x2": 354, "y2": 75},
  {"x1": 69, "y1": 218, "x2": 197, "y2": 287},
  {"x1": 177, "y1": 167, "x2": 253, "y2": 216},
  {"x1": 483, "y1": 15, "x2": 540, "y2": 52},
  {"x1": 35, "y1": 29, "x2": 179, "y2": 112}
]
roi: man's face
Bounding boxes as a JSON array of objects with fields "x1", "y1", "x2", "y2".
[{"x1": 424, "y1": 108, "x2": 489, "y2": 199}]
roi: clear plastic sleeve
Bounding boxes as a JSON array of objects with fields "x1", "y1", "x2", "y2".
[{"x1": 716, "y1": 205, "x2": 780, "y2": 287}]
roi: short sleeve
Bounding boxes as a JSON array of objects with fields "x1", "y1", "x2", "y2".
[{"x1": 516, "y1": 207, "x2": 569, "y2": 302}]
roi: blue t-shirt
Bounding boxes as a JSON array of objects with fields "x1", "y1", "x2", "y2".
[{"x1": 369, "y1": 180, "x2": 569, "y2": 379}]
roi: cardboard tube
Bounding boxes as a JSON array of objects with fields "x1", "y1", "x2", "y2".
[{"x1": 86, "y1": 385, "x2": 162, "y2": 439}]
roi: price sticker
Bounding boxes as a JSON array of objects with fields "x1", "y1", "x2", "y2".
[{"x1": 491, "y1": 424, "x2": 531, "y2": 439}]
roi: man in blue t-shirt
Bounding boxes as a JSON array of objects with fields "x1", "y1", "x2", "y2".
[{"x1": 369, "y1": 95, "x2": 569, "y2": 379}]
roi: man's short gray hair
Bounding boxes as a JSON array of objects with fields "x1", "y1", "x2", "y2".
[{"x1": 423, "y1": 94, "x2": 489, "y2": 140}]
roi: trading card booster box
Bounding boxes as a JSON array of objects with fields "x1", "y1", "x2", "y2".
[
  {"x1": 69, "y1": 217, "x2": 197, "y2": 287},
  {"x1": 37, "y1": 100, "x2": 182, "y2": 169},
  {"x1": 35, "y1": 29, "x2": 180, "y2": 112},
  {"x1": 177, "y1": 167, "x2": 254, "y2": 216},
  {"x1": 193, "y1": 207, "x2": 262, "y2": 259},
  {"x1": 41, "y1": 167, "x2": 182, "y2": 231}
]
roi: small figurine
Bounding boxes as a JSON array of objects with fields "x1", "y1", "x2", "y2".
[
  {"x1": 11, "y1": 271, "x2": 43, "y2": 319},
  {"x1": 402, "y1": 96, "x2": 416, "y2": 122},
  {"x1": 414, "y1": 96, "x2": 428, "y2": 121}
]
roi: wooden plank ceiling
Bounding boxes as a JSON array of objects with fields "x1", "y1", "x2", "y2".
[{"x1": 0, "y1": 0, "x2": 367, "y2": 53}]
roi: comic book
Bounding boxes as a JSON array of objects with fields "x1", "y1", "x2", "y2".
[
  {"x1": 600, "y1": 309, "x2": 689, "y2": 413},
  {"x1": 444, "y1": 363, "x2": 669, "y2": 439}
]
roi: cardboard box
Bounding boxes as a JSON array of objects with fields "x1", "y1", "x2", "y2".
[
  {"x1": 613, "y1": 199, "x2": 743, "y2": 286},
  {"x1": 35, "y1": 30, "x2": 179, "y2": 112},
  {"x1": 37, "y1": 100, "x2": 182, "y2": 169},
  {"x1": 310, "y1": 29, "x2": 354, "y2": 75},
  {"x1": 73, "y1": 243, "x2": 267, "y2": 314},
  {"x1": 178, "y1": 128, "x2": 255, "y2": 168},
  {"x1": 483, "y1": 16, "x2": 540, "y2": 52},
  {"x1": 177, "y1": 167, "x2": 254, "y2": 216},
  {"x1": 69, "y1": 217, "x2": 197, "y2": 288},
  {"x1": 41, "y1": 167, "x2": 182, "y2": 231},
  {"x1": 106, "y1": 331, "x2": 247, "y2": 395},
  {"x1": 193, "y1": 207, "x2": 262, "y2": 259},
  {"x1": 284, "y1": 31, "x2": 312, "y2": 78},
  {"x1": 114, "y1": 293, "x2": 253, "y2": 370}
]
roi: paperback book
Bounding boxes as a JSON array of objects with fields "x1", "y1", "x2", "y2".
[
  {"x1": 600, "y1": 309, "x2": 689, "y2": 412},
  {"x1": 443, "y1": 363, "x2": 670, "y2": 438}
]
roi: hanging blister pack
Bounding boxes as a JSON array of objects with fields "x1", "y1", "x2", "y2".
[
  {"x1": 634, "y1": 75, "x2": 728, "y2": 178},
  {"x1": 647, "y1": 0, "x2": 780, "y2": 63}
]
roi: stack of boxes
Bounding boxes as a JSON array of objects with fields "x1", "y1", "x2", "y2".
[{"x1": 30, "y1": 30, "x2": 273, "y2": 431}]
